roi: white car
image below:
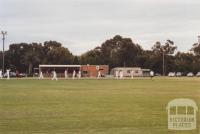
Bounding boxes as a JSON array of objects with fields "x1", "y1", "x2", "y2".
[
  {"x1": 187, "y1": 72, "x2": 194, "y2": 77},
  {"x1": 168, "y1": 72, "x2": 176, "y2": 77},
  {"x1": 196, "y1": 72, "x2": 200, "y2": 77},
  {"x1": 176, "y1": 72, "x2": 182, "y2": 77}
]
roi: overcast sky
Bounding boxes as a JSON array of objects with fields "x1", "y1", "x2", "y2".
[{"x1": 1, "y1": 0, "x2": 200, "y2": 55}]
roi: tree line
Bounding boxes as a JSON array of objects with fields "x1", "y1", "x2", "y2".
[{"x1": 0, "y1": 35, "x2": 200, "y2": 75}]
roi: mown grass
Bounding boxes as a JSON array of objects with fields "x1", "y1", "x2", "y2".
[{"x1": 0, "y1": 77, "x2": 199, "y2": 134}]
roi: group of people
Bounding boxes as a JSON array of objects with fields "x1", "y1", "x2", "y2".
[
  {"x1": 115, "y1": 70, "x2": 124, "y2": 79},
  {"x1": 115, "y1": 70, "x2": 136, "y2": 79},
  {"x1": 0, "y1": 69, "x2": 10, "y2": 79},
  {"x1": 39, "y1": 70, "x2": 102, "y2": 80},
  {"x1": 0, "y1": 69, "x2": 154, "y2": 80}
]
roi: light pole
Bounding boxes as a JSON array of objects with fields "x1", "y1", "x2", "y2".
[
  {"x1": 162, "y1": 40, "x2": 175, "y2": 76},
  {"x1": 1, "y1": 31, "x2": 7, "y2": 74}
]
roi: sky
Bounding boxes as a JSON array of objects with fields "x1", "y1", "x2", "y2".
[{"x1": 1, "y1": 0, "x2": 200, "y2": 55}]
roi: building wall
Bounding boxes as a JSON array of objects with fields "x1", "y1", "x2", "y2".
[
  {"x1": 81, "y1": 65, "x2": 109, "y2": 77},
  {"x1": 112, "y1": 67, "x2": 150, "y2": 77},
  {"x1": 39, "y1": 66, "x2": 81, "y2": 77}
]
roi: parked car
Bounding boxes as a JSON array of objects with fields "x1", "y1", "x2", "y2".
[
  {"x1": 187, "y1": 72, "x2": 194, "y2": 77},
  {"x1": 19, "y1": 73, "x2": 26, "y2": 77},
  {"x1": 34, "y1": 73, "x2": 39, "y2": 77},
  {"x1": 3, "y1": 72, "x2": 16, "y2": 77},
  {"x1": 168, "y1": 72, "x2": 176, "y2": 77},
  {"x1": 176, "y1": 72, "x2": 182, "y2": 77},
  {"x1": 196, "y1": 72, "x2": 200, "y2": 77},
  {"x1": 155, "y1": 73, "x2": 161, "y2": 76}
]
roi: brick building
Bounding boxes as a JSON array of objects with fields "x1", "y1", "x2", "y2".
[{"x1": 81, "y1": 65, "x2": 109, "y2": 77}]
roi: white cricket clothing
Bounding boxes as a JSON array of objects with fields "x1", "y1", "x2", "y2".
[
  {"x1": 64, "y1": 70, "x2": 68, "y2": 78},
  {"x1": 0, "y1": 70, "x2": 2, "y2": 79},
  {"x1": 52, "y1": 71, "x2": 58, "y2": 81},
  {"x1": 97, "y1": 71, "x2": 101, "y2": 78},
  {"x1": 72, "y1": 70, "x2": 76, "y2": 79},
  {"x1": 115, "y1": 70, "x2": 119, "y2": 79},
  {"x1": 119, "y1": 71, "x2": 123, "y2": 79},
  {"x1": 78, "y1": 71, "x2": 81, "y2": 79},
  {"x1": 131, "y1": 70, "x2": 134, "y2": 79},
  {"x1": 7, "y1": 70, "x2": 10, "y2": 80},
  {"x1": 150, "y1": 71, "x2": 154, "y2": 77},
  {"x1": 39, "y1": 72, "x2": 44, "y2": 79}
]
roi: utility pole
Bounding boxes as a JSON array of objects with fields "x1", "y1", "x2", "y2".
[
  {"x1": 163, "y1": 51, "x2": 165, "y2": 76},
  {"x1": 1, "y1": 31, "x2": 7, "y2": 74}
]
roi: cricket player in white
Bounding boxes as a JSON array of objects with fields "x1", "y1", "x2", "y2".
[
  {"x1": 150, "y1": 71, "x2": 154, "y2": 79},
  {"x1": 131, "y1": 70, "x2": 134, "y2": 79},
  {"x1": 97, "y1": 70, "x2": 101, "y2": 79},
  {"x1": 0, "y1": 69, "x2": 2, "y2": 79},
  {"x1": 115, "y1": 70, "x2": 119, "y2": 79},
  {"x1": 72, "y1": 70, "x2": 76, "y2": 79},
  {"x1": 52, "y1": 71, "x2": 58, "y2": 81},
  {"x1": 64, "y1": 70, "x2": 68, "y2": 78},
  {"x1": 78, "y1": 70, "x2": 81, "y2": 79},
  {"x1": 6, "y1": 69, "x2": 10, "y2": 80},
  {"x1": 39, "y1": 71, "x2": 44, "y2": 79},
  {"x1": 119, "y1": 70, "x2": 123, "y2": 79}
]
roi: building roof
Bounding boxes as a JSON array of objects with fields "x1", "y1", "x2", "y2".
[
  {"x1": 141, "y1": 69, "x2": 151, "y2": 71},
  {"x1": 113, "y1": 67, "x2": 141, "y2": 70},
  {"x1": 39, "y1": 65, "x2": 81, "y2": 68}
]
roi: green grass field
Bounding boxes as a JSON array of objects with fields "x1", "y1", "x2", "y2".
[{"x1": 0, "y1": 77, "x2": 199, "y2": 134}]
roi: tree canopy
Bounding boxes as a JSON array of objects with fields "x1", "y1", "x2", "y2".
[{"x1": 0, "y1": 35, "x2": 199, "y2": 75}]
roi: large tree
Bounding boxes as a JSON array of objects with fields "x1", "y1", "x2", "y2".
[
  {"x1": 191, "y1": 43, "x2": 200, "y2": 56},
  {"x1": 21, "y1": 43, "x2": 43, "y2": 74},
  {"x1": 2, "y1": 41, "x2": 74, "y2": 74},
  {"x1": 80, "y1": 47, "x2": 103, "y2": 65},
  {"x1": 81, "y1": 35, "x2": 143, "y2": 68},
  {"x1": 1, "y1": 36, "x2": 200, "y2": 75},
  {"x1": 151, "y1": 40, "x2": 177, "y2": 74},
  {"x1": 43, "y1": 41, "x2": 73, "y2": 64}
]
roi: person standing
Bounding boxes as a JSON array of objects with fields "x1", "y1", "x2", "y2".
[
  {"x1": 131, "y1": 70, "x2": 134, "y2": 79},
  {"x1": 64, "y1": 70, "x2": 68, "y2": 79},
  {"x1": 97, "y1": 70, "x2": 101, "y2": 79},
  {"x1": 52, "y1": 71, "x2": 58, "y2": 81},
  {"x1": 39, "y1": 71, "x2": 44, "y2": 79},
  {"x1": 115, "y1": 70, "x2": 119, "y2": 79},
  {"x1": 120, "y1": 70, "x2": 124, "y2": 79},
  {"x1": 78, "y1": 70, "x2": 81, "y2": 79},
  {"x1": 6, "y1": 69, "x2": 10, "y2": 80},
  {"x1": 72, "y1": 70, "x2": 76, "y2": 79},
  {"x1": 0, "y1": 69, "x2": 3, "y2": 79},
  {"x1": 150, "y1": 71, "x2": 154, "y2": 79}
]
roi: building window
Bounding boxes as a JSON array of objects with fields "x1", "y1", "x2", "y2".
[
  {"x1": 127, "y1": 70, "x2": 131, "y2": 73},
  {"x1": 83, "y1": 71, "x2": 88, "y2": 74}
]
